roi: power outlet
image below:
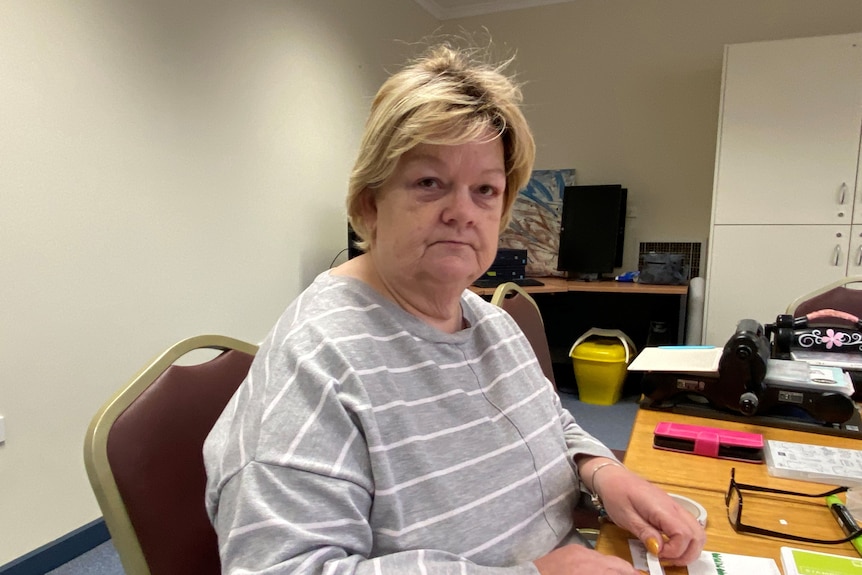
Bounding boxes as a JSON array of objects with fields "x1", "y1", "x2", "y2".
[{"x1": 0, "y1": 415, "x2": 5, "y2": 444}]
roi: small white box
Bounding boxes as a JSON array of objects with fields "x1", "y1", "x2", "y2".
[{"x1": 765, "y1": 439, "x2": 862, "y2": 487}]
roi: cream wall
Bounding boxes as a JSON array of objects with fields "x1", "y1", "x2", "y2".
[
  {"x1": 445, "y1": 0, "x2": 862, "y2": 272},
  {"x1": 0, "y1": 0, "x2": 435, "y2": 564}
]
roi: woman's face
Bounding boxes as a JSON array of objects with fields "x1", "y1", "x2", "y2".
[{"x1": 364, "y1": 134, "x2": 506, "y2": 292}]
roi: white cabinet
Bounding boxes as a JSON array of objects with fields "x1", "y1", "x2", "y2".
[
  {"x1": 850, "y1": 226, "x2": 862, "y2": 272},
  {"x1": 703, "y1": 33, "x2": 862, "y2": 346}
]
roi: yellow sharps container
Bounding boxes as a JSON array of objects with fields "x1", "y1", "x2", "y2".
[{"x1": 569, "y1": 328, "x2": 637, "y2": 405}]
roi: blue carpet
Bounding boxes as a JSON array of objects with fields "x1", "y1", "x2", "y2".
[
  {"x1": 558, "y1": 391, "x2": 640, "y2": 452},
  {"x1": 44, "y1": 542, "x2": 122, "y2": 575}
]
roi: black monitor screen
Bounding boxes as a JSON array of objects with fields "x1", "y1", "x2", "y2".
[{"x1": 557, "y1": 185, "x2": 626, "y2": 279}]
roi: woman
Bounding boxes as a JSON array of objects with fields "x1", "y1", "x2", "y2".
[{"x1": 204, "y1": 43, "x2": 704, "y2": 574}]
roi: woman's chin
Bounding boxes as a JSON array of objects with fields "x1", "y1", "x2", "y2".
[
  {"x1": 425, "y1": 268, "x2": 480, "y2": 290},
  {"x1": 413, "y1": 256, "x2": 473, "y2": 281}
]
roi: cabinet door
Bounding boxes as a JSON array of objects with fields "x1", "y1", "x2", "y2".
[
  {"x1": 855, "y1": 145, "x2": 862, "y2": 224},
  {"x1": 848, "y1": 225, "x2": 862, "y2": 275},
  {"x1": 712, "y1": 34, "x2": 862, "y2": 225},
  {"x1": 704, "y1": 225, "x2": 850, "y2": 345}
]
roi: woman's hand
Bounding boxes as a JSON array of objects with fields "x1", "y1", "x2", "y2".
[
  {"x1": 585, "y1": 460, "x2": 706, "y2": 566},
  {"x1": 533, "y1": 544, "x2": 644, "y2": 575}
]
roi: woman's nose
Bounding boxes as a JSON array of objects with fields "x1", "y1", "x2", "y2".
[{"x1": 441, "y1": 187, "x2": 476, "y2": 225}]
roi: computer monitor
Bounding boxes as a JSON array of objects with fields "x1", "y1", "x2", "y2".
[{"x1": 556, "y1": 185, "x2": 627, "y2": 280}]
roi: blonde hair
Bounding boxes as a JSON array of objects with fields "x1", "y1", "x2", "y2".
[{"x1": 346, "y1": 43, "x2": 536, "y2": 251}]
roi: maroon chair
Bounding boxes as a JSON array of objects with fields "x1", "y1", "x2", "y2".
[
  {"x1": 491, "y1": 282, "x2": 557, "y2": 388},
  {"x1": 84, "y1": 335, "x2": 257, "y2": 575},
  {"x1": 787, "y1": 276, "x2": 862, "y2": 321}
]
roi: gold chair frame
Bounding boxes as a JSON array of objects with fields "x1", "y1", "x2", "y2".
[
  {"x1": 490, "y1": 281, "x2": 542, "y2": 319},
  {"x1": 491, "y1": 281, "x2": 556, "y2": 387}
]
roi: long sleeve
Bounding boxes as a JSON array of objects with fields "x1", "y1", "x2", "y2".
[
  {"x1": 553, "y1": 390, "x2": 620, "y2": 481},
  {"x1": 204, "y1": 273, "x2": 607, "y2": 574}
]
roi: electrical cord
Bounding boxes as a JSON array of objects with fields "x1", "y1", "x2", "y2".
[{"x1": 329, "y1": 248, "x2": 348, "y2": 269}]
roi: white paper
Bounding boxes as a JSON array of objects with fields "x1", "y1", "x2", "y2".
[
  {"x1": 686, "y1": 551, "x2": 780, "y2": 575},
  {"x1": 627, "y1": 347, "x2": 722, "y2": 374},
  {"x1": 627, "y1": 540, "x2": 780, "y2": 575},
  {"x1": 646, "y1": 551, "x2": 666, "y2": 575}
]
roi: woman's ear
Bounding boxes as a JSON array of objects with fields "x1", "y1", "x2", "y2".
[{"x1": 358, "y1": 189, "x2": 378, "y2": 240}]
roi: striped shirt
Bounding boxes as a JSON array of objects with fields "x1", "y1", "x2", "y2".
[{"x1": 203, "y1": 272, "x2": 616, "y2": 574}]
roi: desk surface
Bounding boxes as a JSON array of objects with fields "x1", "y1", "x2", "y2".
[
  {"x1": 595, "y1": 408, "x2": 861, "y2": 572},
  {"x1": 623, "y1": 408, "x2": 862, "y2": 493},
  {"x1": 468, "y1": 277, "x2": 689, "y2": 296}
]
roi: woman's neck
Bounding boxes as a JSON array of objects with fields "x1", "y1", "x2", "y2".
[{"x1": 331, "y1": 254, "x2": 466, "y2": 333}]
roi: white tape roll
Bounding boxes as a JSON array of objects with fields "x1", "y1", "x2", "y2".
[{"x1": 669, "y1": 493, "x2": 708, "y2": 527}]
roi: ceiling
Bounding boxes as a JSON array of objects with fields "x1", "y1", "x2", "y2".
[{"x1": 414, "y1": 0, "x2": 575, "y2": 20}]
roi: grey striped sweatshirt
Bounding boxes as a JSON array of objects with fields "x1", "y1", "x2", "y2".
[{"x1": 203, "y1": 272, "x2": 617, "y2": 574}]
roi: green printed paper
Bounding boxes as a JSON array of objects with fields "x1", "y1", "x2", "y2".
[{"x1": 792, "y1": 548, "x2": 862, "y2": 575}]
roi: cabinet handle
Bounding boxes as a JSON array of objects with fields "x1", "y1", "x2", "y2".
[
  {"x1": 839, "y1": 182, "x2": 848, "y2": 205},
  {"x1": 857, "y1": 245, "x2": 862, "y2": 267},
  {"x1": 834, "y1": 244, "x2": 842, "y2": 266}
]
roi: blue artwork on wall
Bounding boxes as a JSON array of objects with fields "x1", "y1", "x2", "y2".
[{"x1": 499, "y1": 168, "x2": 576, "y2": 277}]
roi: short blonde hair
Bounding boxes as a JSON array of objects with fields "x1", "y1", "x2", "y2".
[{"x1": 346, "y1": 43, "x2": 536, "y2": 251}]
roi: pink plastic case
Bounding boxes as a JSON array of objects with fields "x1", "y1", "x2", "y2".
[{"x1": 653, "y1": 421, "x2": 764, "y2": 462}]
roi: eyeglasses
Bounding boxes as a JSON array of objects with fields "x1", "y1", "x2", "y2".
[{"x1": 725, "y1": 467, "x2": 862, "y2": 544}]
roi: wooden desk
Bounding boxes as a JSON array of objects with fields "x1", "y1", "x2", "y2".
[
  {"x1": 468, "y1": 277, "x2": 688, "y2": 297},
  {"x1": 595, "y1": 408, "x2": 861, "y2": 572},
  {"x1": 596, "y1": 483, "x2": 852, "y2": 572},
  {"x1": 471, "y1": 279, "x2": 689, "y2": 351},
  {"x1": 623, "y1": 408, "x2": 862, "y2": 494}
]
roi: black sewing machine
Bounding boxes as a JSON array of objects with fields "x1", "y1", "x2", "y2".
[
  {"x1": 641, "y1": 319, "x2": 857, "y2": 427},
  {"x1": 770, "y1": 310, "x2": 862, "y2": 401}
]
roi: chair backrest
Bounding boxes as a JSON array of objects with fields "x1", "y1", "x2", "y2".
[
  {"x1": 787, "y1": 276, "x2": 862, "y2": 320},
  {"x1": 84, "y1": 335, "x2": 258, "y2": 575},
  {"x1": 491, "y1": 282, "x2": 556, "y2": 388}
]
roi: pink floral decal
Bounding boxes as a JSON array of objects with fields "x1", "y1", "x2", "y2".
[{"x1": 822, "y1": 328, "x2": 843, "y2": 349}]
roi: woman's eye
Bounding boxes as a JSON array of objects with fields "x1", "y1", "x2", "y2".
[
  {"x1": 477, "y1": 185, "x2": 501, "y2": 197},
  {"x1": 416, "y1": 178, "x2": 439, "y2": 189}
]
